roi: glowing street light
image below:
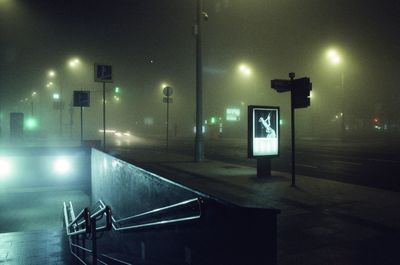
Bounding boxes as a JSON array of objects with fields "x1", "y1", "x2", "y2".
[
  {"x1": 68, "y1": 58, "x2": 81, "y2": 68},
  {"x1": 48, "y1": 70, "x2": 56, "y2": 78},
  {"x1": 326, "y1": 49, "x2": 341, "y2": 65},
  {"x1": 326, "y1": 48, "x2": 346, "y2": 138},
  {"x1": 46, "y1": 82, "x2": 54, "y2": 88},
  {"x1": 160, "y1": 82, "x2": 169, "y2": 91},
  {"x1": 53, "y1": 93, "x2": 60, "y2": 100},
  {"x1": 238, "y1": 63, "x2": 252, "y2": 77}
]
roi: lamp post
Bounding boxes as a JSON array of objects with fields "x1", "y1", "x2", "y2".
[
  {"x1": 194, "y1": 0, "x2": 207, "y2": 162},
  {"x1": 326, "y1": 49, "x2": 345, "y2": 139},
  {"x1": 48, "y1": 57, "x2": 82, "y2": 138},
  {"x1": 31, "y1": 91, "x2": 37, "y2": 116}
]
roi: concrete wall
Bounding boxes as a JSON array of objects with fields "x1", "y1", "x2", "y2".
[{"x1": 91, "y1": 149, "x2": 279, "y2": 265}]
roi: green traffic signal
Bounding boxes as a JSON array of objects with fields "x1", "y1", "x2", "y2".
[{"x1": 25, "y1": 118, "x2": 38, "y2": 130}]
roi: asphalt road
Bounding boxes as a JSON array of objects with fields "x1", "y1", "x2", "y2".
[{"x1": 109, "y1": 136, "x2": 400, "y2": 192}]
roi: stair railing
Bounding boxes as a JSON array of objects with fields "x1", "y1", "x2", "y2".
[
  {"x1": 63, "y1": 200, "x2": 112, "y2": 265},
  {"x1": 99, "y1": 198, "x2": 204, "y2": 232}
]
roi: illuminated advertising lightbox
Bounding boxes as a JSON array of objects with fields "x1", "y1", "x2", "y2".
[
  {"x1": 248, "y1": 106, "x2": 280, "y2": 158},
  {"x1": 226, "y1": 108, "x2": 240, "y2": 121}
]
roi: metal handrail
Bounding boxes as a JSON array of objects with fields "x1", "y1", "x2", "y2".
[
  {"x1": 63, "y1": 198, "x2": 202, "y2": 265},
  {"x1": 99, "y1": 197, "x2": 204, "y2": 232},
  {"x1": 63, "y1": 200, "x2": 112, "y2": 265},
  {"x1": 63, "y1": 202, "x2": 90, "y2": 236},
  {"x1": 91, "y1": 204, "x2": 112, "y2": 233}
]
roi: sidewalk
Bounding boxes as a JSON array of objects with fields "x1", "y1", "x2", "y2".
[{"x1": 116, "y1": 149, "x2": 400, "y2": 265}]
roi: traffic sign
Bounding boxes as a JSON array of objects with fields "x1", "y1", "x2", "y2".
[
  {"x1": 271, "y1": 79, "x2": 291, "y2": 92},
  {"x1": 163, "y1": 97, "x2": 173, "y2": 103},
  {"x1": 94, "y1": 64, "x2": 113, "y2": 83},
  {"x1": 292, "y1": 77, "x2": 312, "y2": 109},
  {"x1": 163, "y1": 86, "x2": 173, "y2": 97},
  {"x1": 73, "y1": 91, "x2": 91, "y2": 107}
]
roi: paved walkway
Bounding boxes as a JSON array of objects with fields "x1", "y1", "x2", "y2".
[
  {"x1": 116, "y1": 149, "x2": 400, "y2": 265},
  {"x1": 0, "y1": 187, "x2": 89, "y2": 264}
]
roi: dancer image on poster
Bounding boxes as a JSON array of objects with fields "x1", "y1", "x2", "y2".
[{"x1": 257, "y1": 112, "x2": 276, "y2": 138}]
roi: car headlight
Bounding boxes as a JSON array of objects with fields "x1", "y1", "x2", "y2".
[
  {"x1": 53, "y1": 157, "x2": 71, "y2": 175},
  {"x1": 0, "y1": 158, "x2": 12, "y2": 180}
]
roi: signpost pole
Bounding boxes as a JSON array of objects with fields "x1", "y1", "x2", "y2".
[
  {"x1": 257, "y1": 157, "x2": 271, "y2": 177},
  {"x1": 102, "y1": 81, "x2": 106, "y2": 150},
  {"x1": 94, "y1": 63, "x2": 112, "y2": 151},
  {"x1": 166, "y1": 95, "x2": 170, "y2": 152},
  {"x1": 80, "y1": 106, "x2": 83, "y2": 142},
  {"x1": 289, "y1": 72, "x2": 296, "y2": 187}
]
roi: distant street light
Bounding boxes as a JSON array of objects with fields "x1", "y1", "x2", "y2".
[
  {"x1": 326, "y1": 48, "x2": 345, "y2": 139},
  {"x1": 327, "y1": 49, "x2": 341, "y2": 65},
  {"x1": 47, "y1": 57, "x2": 85, "y2": 137},
  {"x1": 238, "y1": 63, "x2": 252, "y2": 77},
  {"x1": 48, "y1": 70, "x2": 56, "y2": 78},
  {"x1": 68, "y1": 58, "x2": 81, "y2": 68}
]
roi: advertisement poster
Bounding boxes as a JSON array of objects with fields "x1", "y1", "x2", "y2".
[{"x1": 248, "y1": 106, "x2": 280, "y2": 157}]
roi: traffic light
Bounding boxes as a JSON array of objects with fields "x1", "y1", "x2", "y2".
[
  {"x1": 114, "y1": 86, "x2": 120, "y2": 94},
  {"x1": 292, "y1": 77, "x2": 312, "y2": 109},
  {"x1": 25, "y1": 117, "x2": 38, "y2": 130}
]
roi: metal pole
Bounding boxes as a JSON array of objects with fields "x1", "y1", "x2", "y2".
[
  {"x1": 341, "y1": 72, "x2": 345, "y2": 140},
  {"x1": 91, "y1": 217, "x2": 97, "y2": 265},
  {"x1": 69, "y1": 103, "x2": 73, "y2": 139},
  {"x1": 59, "y1": 104, "x2": 63, "y2": 135},
  {"x1": 60, "y1": 74, "x2": 63, "y2": 136},
  {"x1": 80, "y1": 106, "x2": 83, "y2": 142},
  {"x1": 289, "y1": 72, "x2": 296, "y2": 187},
  {"x1": 194, "y1": 0, "x2": 204, "y2": 162},
  {"x1": 103, "y1": 82, "x2": 106, "y2": 150},
  {"x1": 166, "y1": 96, "x2": 169, "y2": 152}
]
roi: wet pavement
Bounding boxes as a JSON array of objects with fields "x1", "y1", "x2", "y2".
[
  {"x1": 1, "y1": 147, "x2": 399, "y2": 265},
  {"x1": 0, "y1": 187, "x2": 89, "y2": 264},
  {"x1": 115, "y1": 148, "x2": 400, "y2": 265}
]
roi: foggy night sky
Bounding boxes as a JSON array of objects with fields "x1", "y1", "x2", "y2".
[{"x1": 0, "y1": 0, "x2": 399, "y2": 137}]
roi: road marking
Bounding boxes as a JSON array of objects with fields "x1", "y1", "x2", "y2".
[
  {"x1": 368, "y1": 158, "x2": 399, "y2": 164},
  {"x1": 330, "y1": 160, "x2": 363, "y2": 166},
  {"x1": 297, "y1": 163, "x2": 317, "y2": 169}
]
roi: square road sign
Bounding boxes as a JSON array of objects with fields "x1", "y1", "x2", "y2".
[
  {"x1": 73, "y1": 91, "x2": 90, "y2": 107},
  {"x1": 94, "y1": 64, "x2": 113, "y2": 83}
]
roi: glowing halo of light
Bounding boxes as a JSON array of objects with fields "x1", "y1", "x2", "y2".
[
  {"x1": 53, "y1": 157, "x2": 71, "y2": 175},
  {"x1": 0, "y1": 158, "x2": 12, "y2": 180}
]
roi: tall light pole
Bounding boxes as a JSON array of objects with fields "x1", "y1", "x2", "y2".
[
  {"x1": 194, "y1": 0, "x2": 207, "y2": 162},
  {"x1": 48, "y1": 69, "x2": 63, "y2": 135},
  {"x1": 31, "y1": 91, "x2": 37, "y2": 116},
  {"x1": 48, "y1": 57, "x2": 82, "y2": 138},
  {"x1": 326, "y1": 49, "x2": 345, "y2": 139},
  {"x1": 67, "y1": 57, "x2": 82, "y2": 139}
]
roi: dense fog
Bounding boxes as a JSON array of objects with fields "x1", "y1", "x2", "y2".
[{"x1": 1, "y1": 0, "x2": 399, "y2": 144}]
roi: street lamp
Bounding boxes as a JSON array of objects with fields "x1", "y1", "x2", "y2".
[
  {"x1": 68, "y1": 58, "x2": 80, "y2": 68},
  {"x1": 48, "y1": 70, "x2": 56, "y2": 78},
  {"x1": 48, "y1": 57, "x2": 84, "y2": 138},
  {"x1": 238, "y1": 63, "x2": 252, "y2": 77},
  {"x1": 326, "y1": 48, "x2": 345, "y2": 139}
]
